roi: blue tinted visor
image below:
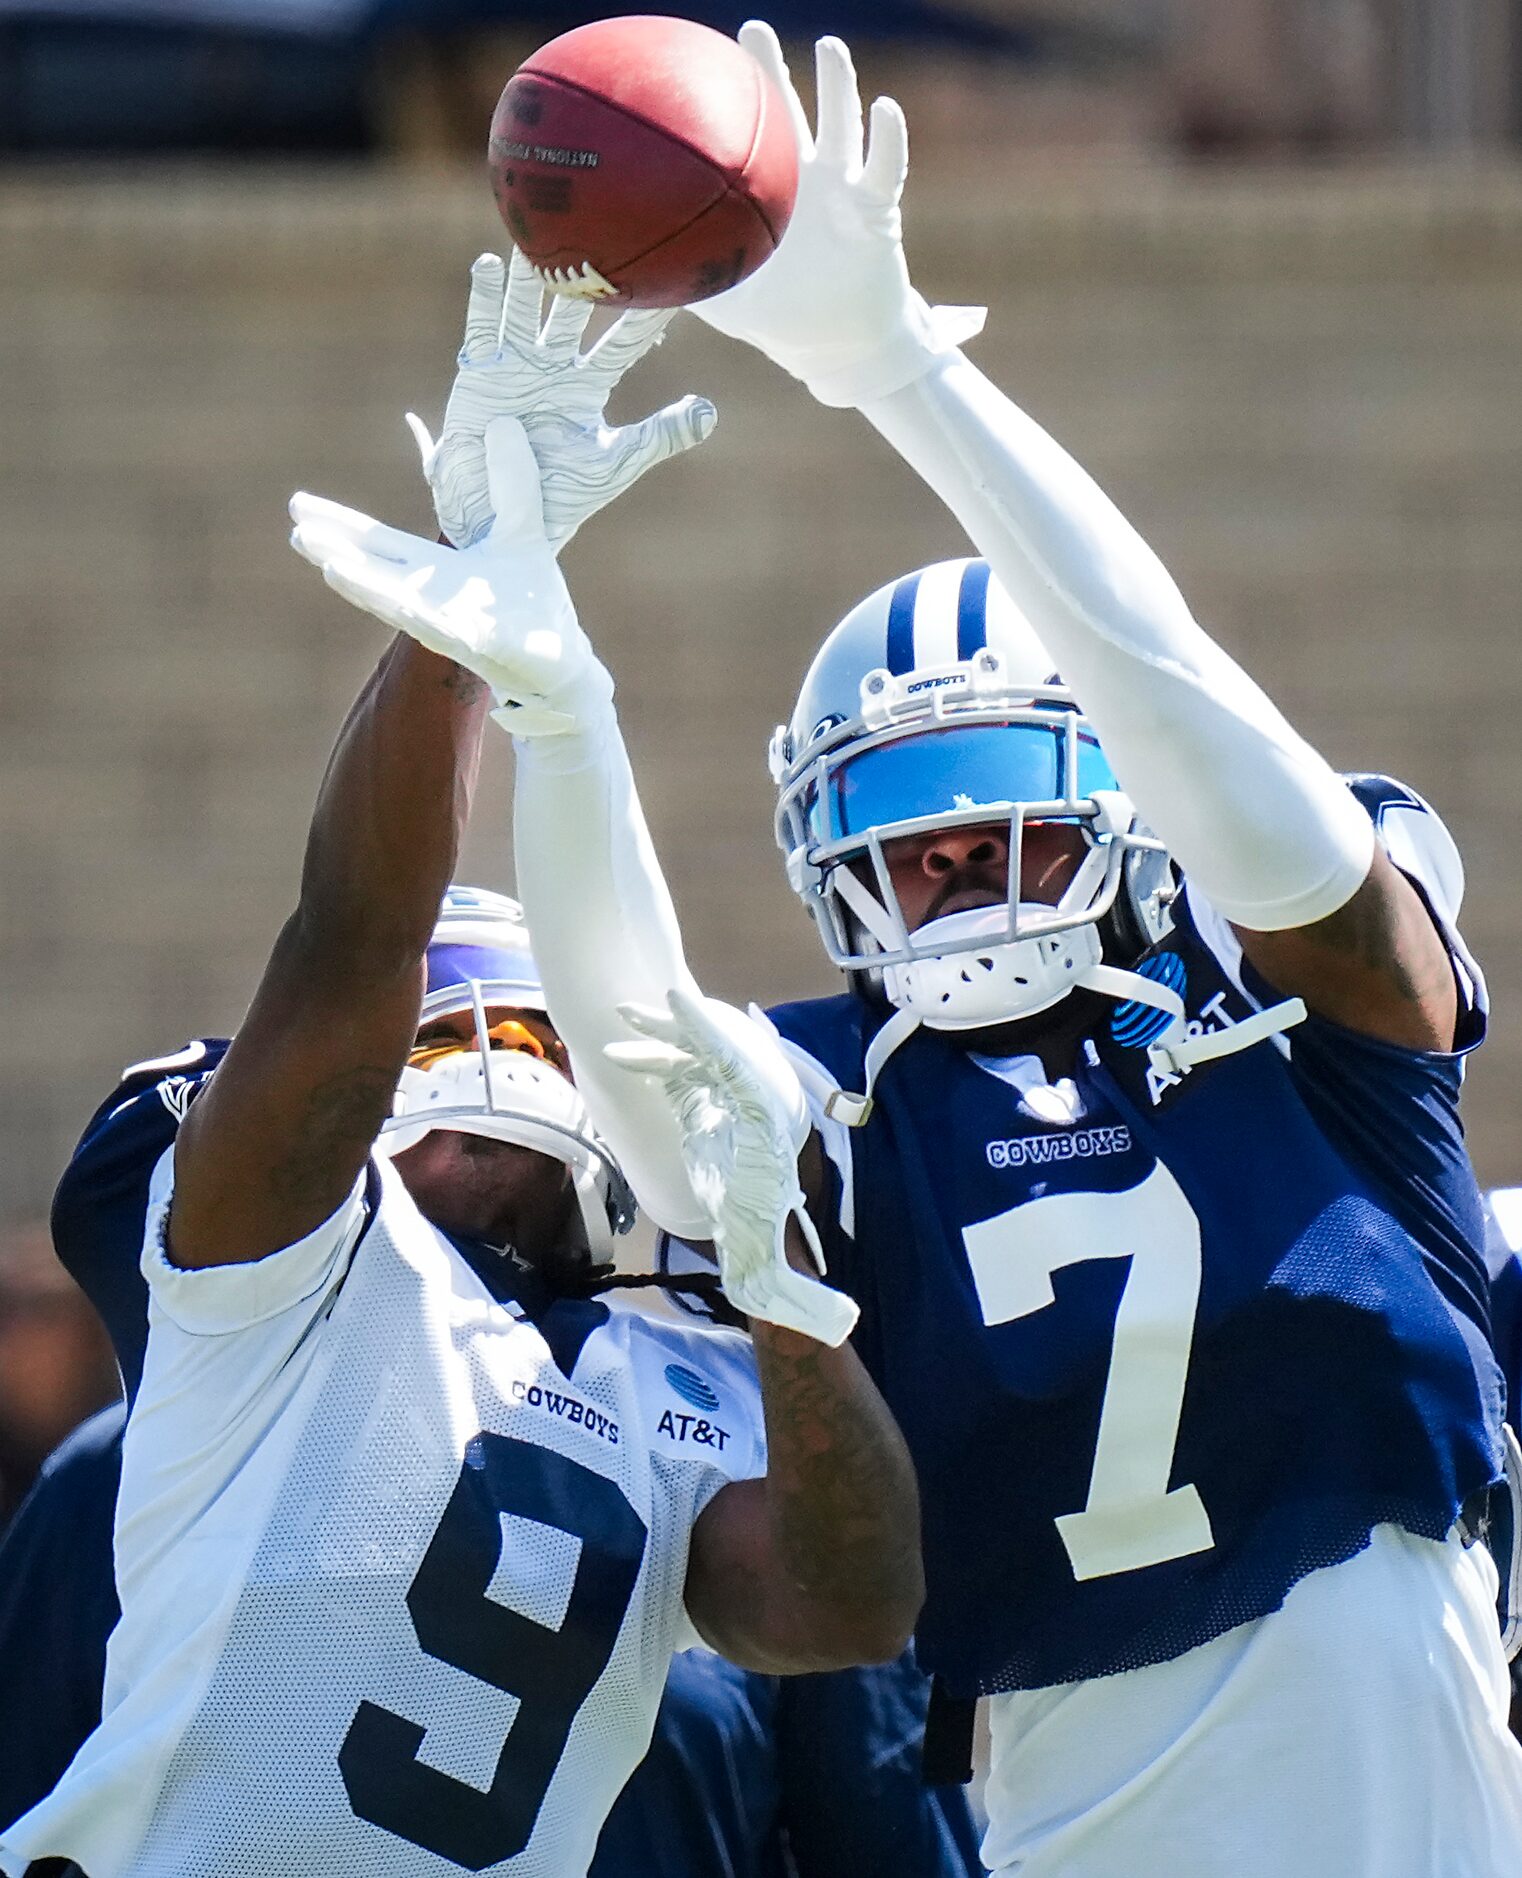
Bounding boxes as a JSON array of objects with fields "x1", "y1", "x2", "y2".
[
  {"x1": 817, "y1": 721, "x2": 1118, "y2": 841},
  {"x1": 425, "y1": 942, "x2": 544, "y2": 1009}
]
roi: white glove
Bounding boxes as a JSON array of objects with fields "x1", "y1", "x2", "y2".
[
  {"x1": 606, "y1": 989, "x2": 860, "y2": 1347},
  {"x1": 290, "y1": 416, "x2": 611, "y2": 738},
  {"x1": 691, "y1": 23, "x2": 984, "y2": 408},
  {"x1": 410, "y1": 249, "x2": 716, "y2": 550}
]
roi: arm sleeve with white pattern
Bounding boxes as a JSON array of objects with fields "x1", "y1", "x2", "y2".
[
  {"x1": 512, "y1": 715, "x2": 710, "y2": 1238},
  {"x1": 861, "y1": 352, "x2": 1375, "y2": 931}
]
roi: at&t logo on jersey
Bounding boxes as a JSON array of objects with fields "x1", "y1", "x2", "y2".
[
  {"x1": 1141, "y1": 990, "x2": 1244, "y2": 1106},
  {"x1": 1110, "y1": 953, "x2": 1188, "y2": 1051},
  {"x1": 1111, "y1": 952, "x2": 1248, "y2": 1108},
  {"x1": 664, "y1": 1363, "x2": 720, "y2": 1412},
  {"x1": 659, "y1": 1363, "x2": 730, "y2": 1451}
]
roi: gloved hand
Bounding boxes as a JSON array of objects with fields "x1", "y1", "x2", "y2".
[
  {"x1": 290, "y1": 416, "x2": 612, "y2": 738},
  {"x1": 691, "y1": 22, "x2": 984, "y2": 408},
  {"x1": 605, "y1": 988, "x2": 860, "y2": 1347},
  {"x1": 410, "y1": 248, "x2": 716, "y2": 550}
]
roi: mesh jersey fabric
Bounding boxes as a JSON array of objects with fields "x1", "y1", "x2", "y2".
[
  {"x1": 980, "y1": 1524, "x2": 1522, "y2": 1878},
  {"x1": 0, "y1": 1151, "x2": 764, "y2": 1878}
]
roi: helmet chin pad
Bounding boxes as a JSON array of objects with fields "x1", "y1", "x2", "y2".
[
  {"x1": 377, "y1": 1049, "x2": 634, "y2": 1257},
  {"x1": 881, "y1": 905, "x2": 1104, "y2": 1029}
]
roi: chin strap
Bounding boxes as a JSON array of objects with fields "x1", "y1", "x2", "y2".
[
  {"x1": 1149, "y1": 994, "x2": 1307, "y2": 1073},
  {"x1": 787, "y1": 966, "x2": 1306, "y2": 1129},
  {"x1": 1080, "y1": 962, "x2": 1307, "y2": 1076},
  {"x1": 832, "y1": 862, "x2": 909, "y2": 952}
]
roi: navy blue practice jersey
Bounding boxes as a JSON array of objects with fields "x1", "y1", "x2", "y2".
[
  {"x1": 50, "y1": 1039, "x2": 230, "y2": 1402},
  {"x1": 0, "y1": 1403, "x2": 124, "y2": 1831},
  {"x1": 0, "y1": 1039, "x2": 222, "y2": 1831},
  {"x1": 590, "y1": 1647, "x2": 983, "y2": 1878},
  {"x1": 770, "y1": 778, "x2": 1501, "y2": 1698}
]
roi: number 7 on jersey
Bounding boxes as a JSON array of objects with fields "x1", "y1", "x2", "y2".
[{"x1": 963, "y1": 1163, "x2": 1215, "y2": 1582}]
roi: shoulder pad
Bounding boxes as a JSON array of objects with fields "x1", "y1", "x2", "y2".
[
  {"x1": 54, "y1": 1039, "x2": 229, "y2": 1273},
  {"x1": 1344, "y1": 773, "x2": 1465, "y2": 925}
]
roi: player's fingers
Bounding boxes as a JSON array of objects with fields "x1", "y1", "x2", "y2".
[
  {"x1": 861, "y1": 95, "x2": 909, "y2": 206},
  {"x1": 315, "y1": 553, "x2": 388, "y2": 605},
  {"x1": 666, "y1": 986, "x2": 727, "y2": 1049},
  {"x1": 739, "y1": 20, "x2": 812, "y2": 155},
  {"x1": 404, "y1": 411, "x2": 439, "y2": 473},
  {"x1": 459, "y1": 252, "x2": 507, "y2": 362},
  {"x1": 288, "y1": 494, "x2": 426, "y2": 567},
  {"x1": 664, "y1": 988, "x2": 747, "y2": 1088},
  {"x1": 614, "y1": 998, "x2": 689, "y2": 1048},
  {"x1": 290, "y1": 517, "x2": 374, "y2": 573},
  {"x1": 288, "y1": 490, "x2": 376, "y2": 537},
  {"x1": 733, "y1": 1263, "x2": 859, "y2": 1346},
  {"x1": 502, "y1": 247, "x2": 545, "y2": 347},
  {"x1": 482, "y1": 416, "x2": 549, "y2": 543},
  {"x1": 288, "y1": 522, "x2": 334, "y2": 572},
  {"x1": 289, "y1": 496, "x2": 401, "y2": 564},
  {"x1": 537, "y1": 290, "x2": 595, "y2": 358},
  {"x1": 812, "y1": 36, "x2": 864, "y2": 174},
  {"x1": 585, "y1": 306, "x2": 677, "y2": 381},
  {"x1": 619, "y1": 395, "x2": 718, "y2": 483},
  {"x1": 604, "y1": 1040, "x2": 692, "y2": 1078},
  {"x1": 316, "y1": 557, "x2": 432, "y2": 644}
]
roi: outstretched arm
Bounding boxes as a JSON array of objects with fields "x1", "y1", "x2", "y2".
[
  {"x1": 693, "y1": 25, "x2": 1457, "y2": 1051},
  {"x1": 686, "y1": 1262, "x2": 923, "y2": 1672},
  {"x1": 295, "y1": 253, "x2": 740, "y2": 1240},
  {"x1": 510, "y1": 711, "x2": 714, "y2": 1239},
  {"x1": 611, "y1": 994, "x2": 916, "y2": 1666},
  {"x1": 860, "y1": 354, "x2": 1454, "y2": 1050},
  {"x1": 169, "y1": 636, "x2": 489, "y2": 1269},
  {"x1": 178, "y1": 255, "x2": 715, "y2": 1273}
]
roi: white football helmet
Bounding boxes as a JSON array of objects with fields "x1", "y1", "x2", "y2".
[
  {"x1": 770, "y1": 559, "x2": 1177, "y2": 1032},
  {"x1": 376, "y1": 885, "x2": 635, "y2": 1258}
]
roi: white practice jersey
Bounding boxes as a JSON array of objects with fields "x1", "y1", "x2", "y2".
[{"x1": 0, "y1": 1150, "x2": 763, "y2": 1878}]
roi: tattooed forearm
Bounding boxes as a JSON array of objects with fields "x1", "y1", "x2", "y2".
[
  {"x1": 267, "y1": 1065, "x2": 398, "y2": 1210},
  {"x1": 1305, "y1": 875, "x2": 1453, "y2": 1005},
  {"x1": 439, "y1": 663, "x2": 487, "y2": 705},
  {"x1": 750, "y1": 1316, "x2": 924, "y2": 1628}
]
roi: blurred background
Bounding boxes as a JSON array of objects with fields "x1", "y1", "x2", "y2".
[{"x1": 1, "y1": 0, "x2": 1519, "y2": 1500}]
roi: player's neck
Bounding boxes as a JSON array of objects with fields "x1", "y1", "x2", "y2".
[{"x1": 951, "y1": 988, "x2": 1104, "y2": 1082}]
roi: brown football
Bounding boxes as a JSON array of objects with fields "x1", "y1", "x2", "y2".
[{"x1": 489, "y1": 15, "x2": 799, "y2": 308}]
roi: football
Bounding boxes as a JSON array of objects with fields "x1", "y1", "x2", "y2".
[{"x1": 488, "y1": 15, "x2": 799, "y2": 308}]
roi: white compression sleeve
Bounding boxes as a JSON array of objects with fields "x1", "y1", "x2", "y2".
[
  {"x1": 512, "y1": 710, "x2": 710, "y2": 1239},
  {"x1": 860, "y1": 353, "x2": 1374, "y2": 931}
]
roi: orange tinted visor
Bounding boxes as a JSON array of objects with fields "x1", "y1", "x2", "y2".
[{"x1": 407, "y1": 1018, "x2": 548, "y2": 1073}]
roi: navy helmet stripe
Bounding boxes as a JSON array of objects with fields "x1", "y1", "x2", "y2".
[
  {"x1": 956, "y1": 559, "x2": 993, "y2": 662},
  {"x1": 884, "y1": 570, "x2": 923, "y2": 675}
]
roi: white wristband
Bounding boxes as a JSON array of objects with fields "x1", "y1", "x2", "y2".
[{"x1": 803, "y1": 298, "x2": 988, "y2": 409}]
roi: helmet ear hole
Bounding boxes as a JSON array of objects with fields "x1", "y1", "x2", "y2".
[{"x1": 1105, "y1": 845, "x2": 1178, "y2": 965}]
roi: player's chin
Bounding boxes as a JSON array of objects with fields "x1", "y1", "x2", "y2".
[{"x1": 397, "y1": 1132, "x2": 576, "y2": 1252}]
